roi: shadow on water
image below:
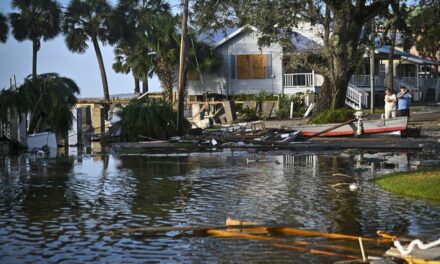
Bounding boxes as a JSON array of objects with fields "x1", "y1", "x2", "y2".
[{"x1": 1, "y1": 148, "x2": 440, "y2": 263}]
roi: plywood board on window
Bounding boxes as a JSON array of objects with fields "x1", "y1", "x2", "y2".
[
  {"x1": 236, "y1": 54, "x2": 266, "y2": 79},
  {"x1": 251, "y1": 54, "x2": 266, "y2": 79}
]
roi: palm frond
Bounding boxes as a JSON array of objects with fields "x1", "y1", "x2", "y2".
[{"x1": 0, "y1": 12, "x2": 9, "y2": 43}]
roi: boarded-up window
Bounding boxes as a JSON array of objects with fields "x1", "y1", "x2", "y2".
[
  {"x1": 236, "y1": 54, "x2": 266, "y2": 79},
  {"x1": 187, "y1": 70, "x2": 200, "y2": 80}
]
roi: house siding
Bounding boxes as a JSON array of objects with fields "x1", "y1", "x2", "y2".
[{"x1": 186, "y1": 31, "x2": 284, "y2": 96}]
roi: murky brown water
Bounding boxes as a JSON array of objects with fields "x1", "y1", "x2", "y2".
[{"x1": 1, "y1": 149, "x2": 440, "y2": 263}]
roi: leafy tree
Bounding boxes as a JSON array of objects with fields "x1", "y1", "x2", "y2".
[
  {"x1": 9, "y1": 0, "x2": 62, "y2": 77},
  {"x1": 0, "y1": 73, "x2": 80, "y2": 135},
  {"x1": 409, "y1": 0, "x2": 440, "y2": 60},
  {"x1": 19, "y1": 73, "x2": 80, "y2": 134},
  {"x1": 0, "y1": 12, "x2": 8, "y2": 43},
  {"x1": 192, "y1": 0, "x2": 401, "y2": 111},
  {"x1": 63, "y1": 0, "x2": 113, "y2": 101}
]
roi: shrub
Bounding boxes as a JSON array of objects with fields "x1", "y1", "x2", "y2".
[
  {"x1": 118, "y1": 99, "x2": 190, "y2": 141},
  {"x1": 309, "y1": 108, "x2": 355, "y2": 124},
  {"x1": 238, "y1": 106, "x2": 258, "y2": 121},
  {"x1": 276, "y1": 93, "x2": 307, "y2": 119}
]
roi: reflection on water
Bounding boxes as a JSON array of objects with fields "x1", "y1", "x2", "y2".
[{"x1": 1, "y1": 149, "x2": 440, "y2": 263}]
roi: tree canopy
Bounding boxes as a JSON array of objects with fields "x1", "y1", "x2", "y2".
[
  {"x1": 409, "y1": 0, "x2": 440, "y2": 60},
  {"x1": 0, "y1": 12, "x2": 8, "y2": 43},
  {"x1": 63, "y1": 0, "x2": 113, "y2": 101},
  {"x1": 9, "y1": 0, "x2": 62, "y2": 76},
  {"x1": 0, "y1": 73, "x2": 80, "y2": 135}
]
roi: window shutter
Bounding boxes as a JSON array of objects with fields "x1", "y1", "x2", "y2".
[
  {"x1": 266, "y1": 54, "x2": 272, "y2": 79},
  {"x1": 230, "y1": 55, "x2": 236, "y2": 79}
]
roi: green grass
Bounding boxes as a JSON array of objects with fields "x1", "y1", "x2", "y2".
[{"x1": 374, "y1": 170, "x2": 440, "y2": 202}]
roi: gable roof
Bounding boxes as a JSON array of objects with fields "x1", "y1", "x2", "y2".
[
  {"x1": 213, "y1": 25, "x2": 258, "y2": 47},
  {"x1": 198, "y1": 24, "x2": 323, "y2": 50},
  {"x1": 375, "y1": 46, "x2": 440, "y2": 65}
]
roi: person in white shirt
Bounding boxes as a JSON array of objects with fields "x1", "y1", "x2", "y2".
[{"x1": 384, "y1": 89, "x2": 397, "y2": 119}]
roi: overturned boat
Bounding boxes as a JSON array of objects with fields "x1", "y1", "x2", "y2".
[{"x1": 289, "y1": 116, "x2": 408, "y2": 137}]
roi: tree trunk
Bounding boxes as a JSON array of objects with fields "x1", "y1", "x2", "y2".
[
  {"x1": 387, "y1": 27, "x2": 397, "y2": 91},
  {"x1": 142, "y1": 78, "x2": 148, "y2": 94},
  {"x1": 156, "y1": 58, "x2": 174, "y2": 103},
  {"x1": 134, "y1": 76, "x2": 140, "y2": 94},
  {"x1": 177, "y1": 0, "x2": 189, "y2": 135},
  {"x1": 91, "y1": 36, "x2": 110, "y2": 101},
  {"x1": 314, "y1": 11, "x2": 364, "y2": 113},
  {"x1": 32, "y1": 39, "x2": 38, "y2": 78}
]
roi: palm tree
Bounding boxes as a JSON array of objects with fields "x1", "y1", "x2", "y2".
[
  {"x1": 148, "y1": 14, "x2": 180, "y2": 103},
  {"x1": 63, "y1": 0, "x2": 113, "y2": 101},
  {"x1": 0, "y1": 12, "x2": 8, "y2": 43},
  {"x1": 110, "y1": 0, "x2": 170, "y2": 94},
  {"x1": 17, "y1": 73, "x2": 80, "y2": 135},
  {"x1": 9, "y1": 0, "x2": 62, "y2": 77}
]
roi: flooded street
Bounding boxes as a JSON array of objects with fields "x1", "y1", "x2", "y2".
[{"x1": 1, "y1": 149, "x2": 440, "y2": 263}]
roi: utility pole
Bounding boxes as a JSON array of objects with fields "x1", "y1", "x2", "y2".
[
  {"x1": 369, "y1": 22, "x2": 375, "y2": 114},
  {"x1": 177, "y1": 0, "x2": 189, "y2": 135}
]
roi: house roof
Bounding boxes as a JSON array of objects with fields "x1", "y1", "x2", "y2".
[
  {"x1": 196, "y1": 27, "x2": 240, "y2": 46},
  {"x1": 375, "y1": 46, "x2": 440, "y2": 65},
  {"x1": 198, "y1": 24, "x2": 322, "y2": 50},
  {"x1": 213, "y1": 25, "x2": 258, "y2": 47}
]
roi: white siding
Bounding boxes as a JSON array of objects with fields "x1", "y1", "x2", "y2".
[{"x1": 186, "y1": 30, "x2": 284, "y2": 96}]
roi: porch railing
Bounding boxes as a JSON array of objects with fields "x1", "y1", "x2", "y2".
[
  {"x1": 283, "y1": 72, "x2": 315, "y2": 88},
  {"x1": 349, "y1": 75, "x2": 385, "y2": 87},
  {"x1": 346, "y1": 83, "x2": 369, "y2": 110}
]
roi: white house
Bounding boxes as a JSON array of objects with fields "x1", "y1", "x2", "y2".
[{"x1": 185, "y1": 24, "x2": 324, "y2": 97}]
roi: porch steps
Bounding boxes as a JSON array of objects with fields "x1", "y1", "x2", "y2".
[{"x1": 345, "y1": 83, "x2": 369, "y2": 110}]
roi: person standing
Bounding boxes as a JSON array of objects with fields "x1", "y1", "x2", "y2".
[
  {"x1": 397, "y1": 86, "x2": 411, "y2": 117},
  {"x1": 384, "y1": 89, "x2": 397, "y2": 119}
]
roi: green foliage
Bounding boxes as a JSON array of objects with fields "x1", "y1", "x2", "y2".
[
  {"x1": 109, "y1": 0, "x2": 171, "y2": 92},
  {"x1": 409, "y1": 1, "x2": 440, "y2": 60},
  {"x1": 63, "y1": 0, "x2": 112, "y2": 99},
  {"x1": 9, "y1": 0, "x2": 61, "y2": 42},
  {"x1": 229, "y1": 92, "x2": 277, "y2": 102},
  {"x1": 9, "y1": 0, "x2": 62, "y2": 76},
  {"x1": 276, "y1": 93, "x2": 307, "y2": 119},
  {"x1": 0, "y1": 73, "x2": 79, "y2": 135},
  {"x1": 20, "y1": 73, "x2": 80, "y2": 135},
  {"x1": 374, "y1": 170, "x2": 440, "y2": 202},
  {"x1": 118, "y1": 99, "x2": 190, "y2": 141},
  {"x1": 255, "y1": 91, "x2": 277, "y2": 102},
  {"x1": 238, "y1": 106, "x2": 258, "y2": 122},
  {"x1": 309, "y1": 108, "x2": 354, "y2": 124},
  {"x1": 0, "y1": 88, "x2": 18, "y2": 125},
  {"x1": 0, "y1": 12, "x2": 8, "y2": 43}
]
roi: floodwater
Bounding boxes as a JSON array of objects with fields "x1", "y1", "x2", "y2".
[{"x1": 1, "y1": 148, "x2": 440, "y2": 263}]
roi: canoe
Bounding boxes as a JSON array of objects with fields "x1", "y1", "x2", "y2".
[{"x1": 288, "y1": 116, "x2": 408, "y2": 137}]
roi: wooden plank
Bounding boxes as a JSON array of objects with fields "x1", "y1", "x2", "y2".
[
  {"x1": 251, "y1": 54, "x2": 266, "y2": 79},
  {"x1": 237, "y1": 55, "x2": 251, "y2": 79}
]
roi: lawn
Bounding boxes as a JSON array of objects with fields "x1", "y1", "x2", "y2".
[{"x1": 374, "y1": 170, "x2": 440, "y2": 202}]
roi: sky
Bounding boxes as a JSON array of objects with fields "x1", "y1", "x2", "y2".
[{"x1": 0, "y1": 0, "x2": 181, "y2": 98}]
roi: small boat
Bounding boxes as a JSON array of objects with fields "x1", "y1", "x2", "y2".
[{"x1": 289, "y1": 116, "x2": 408, "y2": 137}]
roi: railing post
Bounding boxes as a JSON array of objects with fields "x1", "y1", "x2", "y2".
[{"x1": 312, "y1": 70, "x2": 315, "y2": 87}]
